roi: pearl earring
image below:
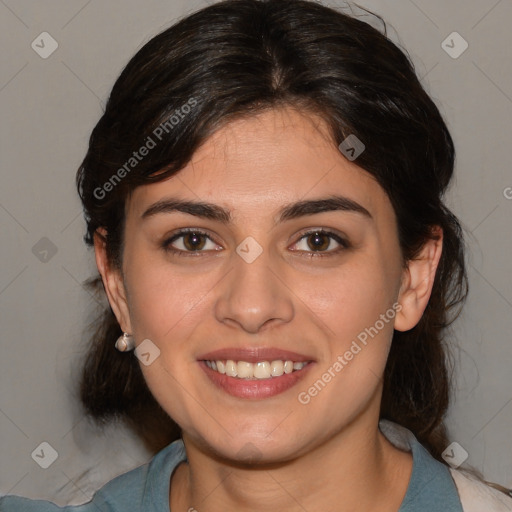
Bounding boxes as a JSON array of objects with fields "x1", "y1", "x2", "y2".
[{"x1": 115, "y1": 332, "x2": 135, "y2": 352}]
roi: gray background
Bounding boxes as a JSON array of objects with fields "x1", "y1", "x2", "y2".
[{"x1": 1, "y1": 0, "x2": 511, "y2": 504}]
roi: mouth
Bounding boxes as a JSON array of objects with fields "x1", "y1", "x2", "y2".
[
  {"x1": 198, "y1": 348, "x2": 315, "y2": 399},
  {"x1": 203, "y1": 359, "x2": 311, "y2": 379}
]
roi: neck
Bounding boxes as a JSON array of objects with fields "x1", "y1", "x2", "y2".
[{"x1": 170, "y1": 415, "x2": 412, "y2": 512}]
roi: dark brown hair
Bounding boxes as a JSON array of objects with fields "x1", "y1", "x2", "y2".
[{"x1": 77, "y1": 0, "x2": 467, "y2": 464}]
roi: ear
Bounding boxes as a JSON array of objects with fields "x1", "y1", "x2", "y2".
[
  {"x1": 94, "y1": 228, "x2": 133, "y2": 334},
  {"x1": 394, "y1": 227, "x2": 443, "y2": 332}
]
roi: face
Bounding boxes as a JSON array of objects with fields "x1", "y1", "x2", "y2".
[{"x1": 100, "y1": 106, "x2": 432, "y2": 463}]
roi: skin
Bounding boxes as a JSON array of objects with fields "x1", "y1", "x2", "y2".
[{"x1": 95, "y1": 106, "x2": 443, "y2": 512}]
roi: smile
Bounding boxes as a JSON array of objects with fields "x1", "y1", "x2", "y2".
[
  {"x1": 200, "y1": 359, "x2": 315, "y2": 399},
  {"x1": 204, "y1": 359, "x2": 310, "y2": 379}
]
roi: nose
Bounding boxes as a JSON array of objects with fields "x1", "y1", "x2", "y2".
[{"x1": 214, "y1": 244, "x2": 294, "y2": 334}]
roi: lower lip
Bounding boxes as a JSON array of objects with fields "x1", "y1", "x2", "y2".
[{"x1": 199, "y1": 361, "x2": 315, "y2": 399}]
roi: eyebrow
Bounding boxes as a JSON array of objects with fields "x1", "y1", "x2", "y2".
[{"x1": 141, "y1": 195, "x2": 372, "y2": 224}]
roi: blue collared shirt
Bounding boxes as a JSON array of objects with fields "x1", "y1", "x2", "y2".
[{"x1": 0, "y1": 420, "x2": 463, "y2": 511}]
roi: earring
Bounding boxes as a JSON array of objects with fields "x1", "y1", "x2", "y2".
[{"x1": 115, "y1": 332, "x2": 135, "y2": 352}]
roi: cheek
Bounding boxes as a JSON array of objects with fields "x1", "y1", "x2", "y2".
[
  {"x1": 303, "y1": 257, "x2": 398, "y2": 339},
  {"x1": 298, "y1": 264, "x2": 399, "y2": 417},
  {"x1": 123, "y1": 254, "x2": 212, "y2": 344}
]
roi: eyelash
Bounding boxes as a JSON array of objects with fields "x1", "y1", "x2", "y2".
[{"x1": 162, "y1": 228, "x2": 350, "y2": 258}]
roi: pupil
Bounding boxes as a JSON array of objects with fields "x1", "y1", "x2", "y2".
[
  {"x1": 185, "y1": 232, "x2": 205, "y2": 250},
  {"x1": 309, "y1": 232, "x2": 328, "y2": 251}
]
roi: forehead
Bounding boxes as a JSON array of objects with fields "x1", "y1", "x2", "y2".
[{"x1": 127, "y1": 107, "x2": 394, "y2": 224}]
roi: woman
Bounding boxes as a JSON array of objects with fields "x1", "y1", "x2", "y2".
[{"x1": 2, "y1": 0, "x2": 511, "y2": 510}]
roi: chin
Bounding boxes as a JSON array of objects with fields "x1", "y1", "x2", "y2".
[{"x1": 208, "y1": 435, "x2": 306, "y2": 466}]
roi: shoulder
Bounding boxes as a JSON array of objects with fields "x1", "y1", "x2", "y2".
[
  {"x1": 0, "y1": 495, "x2": 110, "y2": 511},
  {"x1": 450, "y1": 468, "x2": 512, "y2": 512},
  {"x1": 0, "y1": 469, "x2": 134, "y2": 512},
  {"x1": 0, "y1": 439, "x2": 187, "y2": 511},
  {"x1": 379, "y1": 419, "x2": 512, "y2": 511}
]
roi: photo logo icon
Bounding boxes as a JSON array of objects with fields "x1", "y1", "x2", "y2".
[
  {"x1": 236, "y1": 236, "x2": 263, "y2": 263},
  {"x1": 441, "y1": 32, "x2": 468, "y2": 59},
  {"x1": 135, "y1": 338, "x2": 161, "y2": 366},
  {"x1": 31, "y1": 32, "x2": 59, "y2": 59},
  {"x1": 32, "y1": 237, "x2": 58, "y2": 263},
  {"x1": 31, "y1": 442, "x2": 59, "y2": 469},
  {"x1": 442, "y1": 441, "x2": 469, "y2": 468},
  {"x1": 236, "y1": 442, "x2": 263, "y2": 463},
  {"x1": 338, "y1": 134, "x2": 365, "y2": 161}
]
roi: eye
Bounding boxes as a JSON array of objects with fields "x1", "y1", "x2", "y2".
[
  {"x1": 290, "y1": 229, "x2": 349, "y2": 257},
  {"x1": 162, "y1": 229, "x2": 222, "y2": 256},
  {"x1": 162, "y1": 228, "x2": 349, "y2": 258}
]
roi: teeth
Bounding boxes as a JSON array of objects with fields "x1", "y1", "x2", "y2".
[
  {"x1": 225, "y1": 360, "x2": 237, "y2": 377},
  {"x1": 253, "y1": 361, "x2": 271, "y2": 379},
  {"x1": 237, "y1": 361, "x2": 253, "y2": 378},
  {"x1": 205, "y1": 359, "x2": 309, "y2": 379},
  {"x1": 270, "y1": 360, "x2": 284, "y2": 377}
]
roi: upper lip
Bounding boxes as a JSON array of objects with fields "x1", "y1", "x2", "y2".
[{"x1": 198, "y1": 347, "x2": 315, "y2": 363}]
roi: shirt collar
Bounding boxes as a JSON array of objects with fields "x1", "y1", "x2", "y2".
[{"x1": 142, "y1": 420, "x2": 463, "y2": 511}]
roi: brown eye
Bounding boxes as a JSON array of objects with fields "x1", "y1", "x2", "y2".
[
  {"x1": 163, "y1": 229, "x2": 220, "y2": 255},
  {"x1": 306, "y1": 231, "x2": 331, "y2": 251},
  {"x1": 291, "y1": 229, "x2": 349, "y2": 257},
  {"x1": 182, "y1": 232, "x2": 207, "y2": 251}
]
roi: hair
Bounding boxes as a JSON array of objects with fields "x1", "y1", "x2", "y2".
[{"x1": 76, "y1": 0, "x2": 477, "y2": 479}]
